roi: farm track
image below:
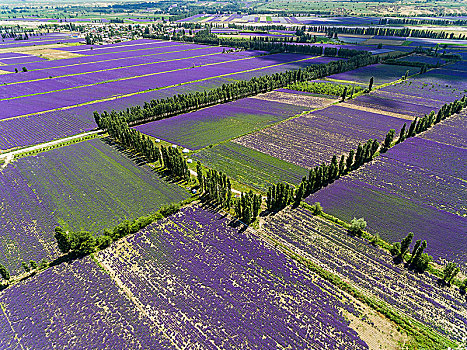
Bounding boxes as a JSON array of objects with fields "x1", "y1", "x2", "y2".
[{"x1": 0, "y1": 130, "x2": 99, "y2": 158}]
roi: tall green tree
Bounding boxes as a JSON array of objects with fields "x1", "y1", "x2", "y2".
[
  {"x1": 54, "y1": 227, "x2": 71, "y2": 254},
  {"x1": 399, "y1": 232, "x2": 414, "y2": 259},
  {"x1": 0, "y1": 263, "x2": 10, "y2": 281},
  {"x1": 382, "y1": 129, "x2": 395, "y2": 152},
  {"x1": 368, "y1": 76, "x2": 374, "y2": 91},
  {"x1": 349, "y1": 217, "x2": 367, "y2": 237}
]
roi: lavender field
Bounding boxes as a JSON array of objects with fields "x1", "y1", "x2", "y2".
[
  {"x1": 0, "y1": 138, "x2": 188, "y2": 275},
  {"x1": 0, "y1": 15, "x2": 465, "y2": 349},
  {"x1": 0, "y1": 257, "x2": 171, "y2": 349},
  {"x1": 94, "y1": 205, "x2": 372, "y2": 349},
  {"x1": 0, "y1": 40, "x2": 331, "y2": 149},
  {"x1": 346, "y1": 92, "x2": 438, "y2": 117},
  {"x1": 264, "y1": 207, "x2": 467, "y2": 342},
  {"x1": 234, "y1": 105, "x2": 408, "y2": 168},
  {"x1": 135, "y1": 97, "x2": 308, "y2": 150},
  {"x1": 327, "y1": 64, "x2": 417, "y2": 85},
  {"x1": 419, "y1": 109, "x2": 467, "y2": 148},
  {"x1": 305, "y1": 133, "x2": 467, "y2": 269}
]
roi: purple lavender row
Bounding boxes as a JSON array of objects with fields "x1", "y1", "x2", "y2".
[
  {"x1": 305, "y1": 176, "x2": 467, "y2": 269},
  {"x1": 263, "y1": 207, "x2": 467, "y2": 341},
  {"x1": 96, "y1": 205, "x2": 368, "y2": 349},
  {"x1": 0, "y1": 38, "x2": 82, "y2": 50},
  {"x1": 0, "y1": 53, "x2": 322, "y2": 120},
  {"x1": 0, "y1": 257, "x2": 173, "y2": 349}
]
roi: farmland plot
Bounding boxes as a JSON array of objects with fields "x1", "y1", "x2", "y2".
[
  {"x1": 194, "y1": 141, "x2": 309, "y2": 191},
  {"x1": 379, "y1": 66, "x2": 467, "y2": 103},
  {"x1": 94, "y1": 205, "x2": 374, "y2": 349},
  {"x1": 419, "y1": 109, "x2": 467, "y2": 148},
  {"x1": 345, "y1": 93, "x2": 438, "y2": 117},
  {"x1": 327, "y1": 64, "x2": 417, "y2": 85},
  {"x1": 0, "y1": 138, "x2": 188, "y2": 275},
  {"x1": 234, "y1": 105, "x2": 407, "y2": 168},
  {"x1": 396, "y1": 54, "x2": 446, "y2": 66},
  {"x1": 252, "y1": 90, "x2": 335, "y2": 108},
  {"x1": 0, "y1": 257, "x2": 171, "y2": 350},
  {"x1": 135, "y1": 97, "x2": 308, "y2": 150},
  {"x1": 263, "y1": 207, "x2": 467, "y2": 343},
  {"x1": 305, "y1": 136, "x2": 467, "y2": 269}
]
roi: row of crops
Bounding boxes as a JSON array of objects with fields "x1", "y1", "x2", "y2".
[
  {"x1": 0, "y1": 39, "x2": 344, "y2": 151},
  {"x1": 0, "y1": 206, "x2": 372, "y2": 349},
  {"x1": 0, "y1": 138, "x2": 189, "y2": 276}
]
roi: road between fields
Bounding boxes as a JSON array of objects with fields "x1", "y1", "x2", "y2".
[{"x1": 0, "y1": 130, "x2": 100, "y2": 169}]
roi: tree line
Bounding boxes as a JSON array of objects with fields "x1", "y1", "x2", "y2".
[
  {"x1": 379, "y1": 17, "x2": 467, "y2": 28},
  {"x1": 197, "y1": 164, "x2": 232, "y2": 209},
  {"x1": 97, "y1": 114, "x2": 190, "y2": 181},
  {"x1": 288, "y1": 81, "x2": 363, "y2": 99},
  {"x1": 391, "y1": 232, "x2": 432, "y2": 272},
  {"x1": 318, "y1": 26, "x2": 464, "y2": 40},
  {"x1": 196, "y1": 163, "x2": 261, "y2": 224},
  {"x1": 94, "y1": 51, "x2": 378, "y2": 126},
  {"x1": 145, "y1": 29, "x2": 369, "y2": 58}
]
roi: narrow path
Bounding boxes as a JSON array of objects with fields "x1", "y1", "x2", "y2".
[
  {"x1": 0, "y1": 153, "x2": 13, "y2": 170},
  {"x1": 0, "y1": 130, "x2": 99, "y2": 168}
]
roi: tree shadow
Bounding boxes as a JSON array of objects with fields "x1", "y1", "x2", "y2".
[
  {"x1": 392, "y1": 255, "x2": 404, "y2": 265},
  {"x1": 101, "y1": 137, "x2": 148, "y2": 166}
]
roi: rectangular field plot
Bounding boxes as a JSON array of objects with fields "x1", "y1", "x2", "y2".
[
  {"x1": 234, "y1": 105, "x2": 408, "y2": 168},
  {"x1": 264, "y1": 207, "x2": 467, "y2": 343},
  {"x1": 345, "y1": 92, "x2": 439, "y2": 118},
  {"x1": 0, "y1": 138, "x2": 188, "y2": 275},
  {"x1": 419, "y1": 109, "x2": 467, "y2": 148},
  {"x1": 135, "y1": 98, "x2": 308, "y2": 150},
  {"x1": 0, "y1": 40, "x2": 332, "y2": 148},
  {"x1": 305, "y1": 136, "x2": 467, "y2": 269},
  {"x1": 194, "y1": 141, "x2": 308, "y2": 191},
  {"x1": 0, "y1": 257, "x2": 172, "y2": 350},
  {"x1": 396, "y1": 54, "x2": 446, "y2": 66},
  {"x1": 252, "y1": 90, "x2": 336, "y2": 108},
  {"x1": 93, "y1": 205, "x2": 370, "y2": 349},
  {"x1": 327, "y1": 64, "x2": 417, "y2": 85}
]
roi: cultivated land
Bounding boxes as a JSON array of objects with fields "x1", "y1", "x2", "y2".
[
  {"x1": 0, "y1": 12, "x2": 466, "y2": 349},
  {"x1": 0, "y1": 138, "x2": 189, "y2": 275},
  {"x1": 0, "y1": 38, "x2": 342, "y2": 151}
]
